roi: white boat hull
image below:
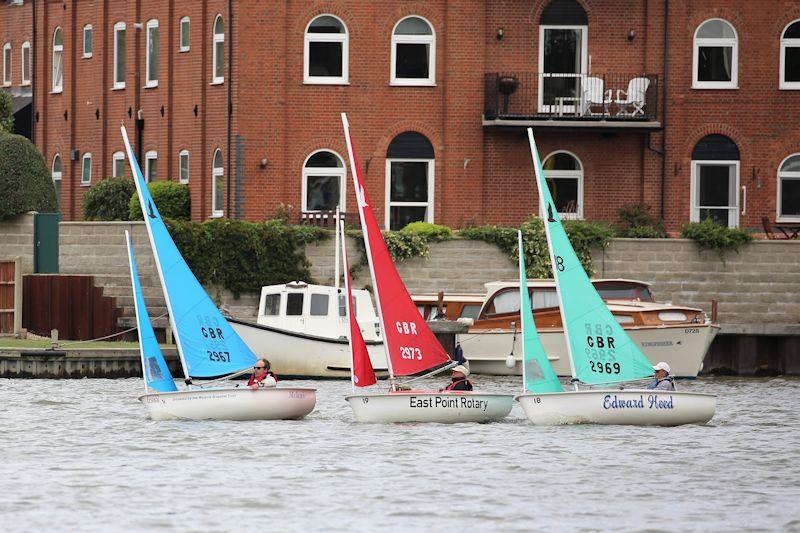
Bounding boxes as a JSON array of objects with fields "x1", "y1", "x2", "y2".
[
  {"x1": 463, "y1": 324, "x2": 719, "y2": 378},
  {"x1": 345, "y1": 391, "x2": 514, "y2": 423},
  {"x1": 230, "y1": 318, "x2": 388, "y2": 379},
  {"x1": 139, "y1": 387, "x2": 317, "y2": 421},
  {"x1": 516, "y1": 390, "x2": 716, "y2": 426}
]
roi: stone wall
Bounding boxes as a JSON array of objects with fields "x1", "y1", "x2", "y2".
[{"x1": 0, "y1": 212, "x2": 35, "y2": 274}]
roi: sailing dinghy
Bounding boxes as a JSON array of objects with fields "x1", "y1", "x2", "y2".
[
  {"x1": 340, "y1": 114, "x2": 513, "y2": 423},
  {"x1": 122, "y1": 127, "x2": 316, "y2": 421},
  {"x1": 515, "y1": 128, "x2": 715, "y2": 426}
]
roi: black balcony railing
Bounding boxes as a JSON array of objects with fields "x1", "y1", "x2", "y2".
[{"x1": 484, "y1": 72, "x2": 659, "y2": 123}]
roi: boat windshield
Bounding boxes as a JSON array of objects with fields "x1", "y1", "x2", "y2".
[{"x1": 595, "y1": 281, "x2": 654, "y2": 302}]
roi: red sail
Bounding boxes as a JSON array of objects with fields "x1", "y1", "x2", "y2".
[
  {"x1": 342, "y1": 233, "x2": 377, "y2": 387},
  {"x1": 342, "y1": 114, "x2": 451, "y2": 376}
]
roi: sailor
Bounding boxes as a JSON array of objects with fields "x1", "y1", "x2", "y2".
[
  {"x1": 248, "y1": 359, "x2": 278, "y2": 390},
  {"x1": 440, "y1": 364, "x2": 473, "y2": 392},
  {"x1": 647, "y1": 361, "x2": 675, "y2": 391}
]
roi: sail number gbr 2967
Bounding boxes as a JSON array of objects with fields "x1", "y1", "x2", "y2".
[{"x1": 207, "y1": 350, "x2": 231, "y2": 362}]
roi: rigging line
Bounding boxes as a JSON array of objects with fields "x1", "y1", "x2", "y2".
[
  {"x1": 395, "y1": 361, "x2": 457, "y2": 388},
  {"x1": 57, "y1": 311, "x2": 171, "y2": 347},
  {"x1": 193, "y1": 366, "x2": 252, "y2": 388}
]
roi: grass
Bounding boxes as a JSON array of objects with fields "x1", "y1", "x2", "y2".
[{"x1": 0, "y1": 338, "x2": 171, "y2": 350}]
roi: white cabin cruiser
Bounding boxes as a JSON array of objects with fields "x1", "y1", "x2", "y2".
[{"x1": 228, "y1": 282, "x2": 388, "y2": 378}]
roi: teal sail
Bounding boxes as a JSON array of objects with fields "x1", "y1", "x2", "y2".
[
  {"x1": 518, "y1": 231, "x2": 563, "y2": 393},
  {"x1": 121, "y1": 126, "x2": 257, "y2": 378},
  {"x1": 527, "y1": 128, "x2": 653, "y2": 385},
  {"x1": 126, "y1": 231, "x2": 177, "y2": 392}
]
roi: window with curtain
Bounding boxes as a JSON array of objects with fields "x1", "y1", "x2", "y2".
[
  {"x1": 2, "y1": 43, "x2": 10, "y2": 86},
  {"x1": 113, "y1": 23, "x2": 126, "y2": 88},
  {"x1": 112, "y1": 151, "x2": 125, "y2": 178},
  {"x1": 180, "y1": 17, "x2": 190, "y2": 52},
  {"x1": 145, "y1": 151, "x2": 158, "y2": 182},
  {"x1": 52, "y1": 27, "x2": 63, "y2": 93},
  {"x1": 81, "y1": 154, "x2": 92, "y2": 185},
  {"x1": 179, "y1": 150, "x2": 190, "y2": 183},
  {"x1": 52, "y1": 154, "x2": 62, "y2": 206},
  {"x1": 693, "y1": 19, "x2": 738, "y2": 89},
  {"x1": 212, "y1": 15, "x2": 225, "y2": 83},
  {"x1": 83, "y1": 25, "x2": 93, "y2": 58},
  {"x1": 146, "y1": 20, "x2": 159, "y2": 87},
  {"x1": 212, "y1": 149, "x2": 224, "y2": 216},
  {"x1": 21, "y1": 41, "x2": 30, "y2": 85}
]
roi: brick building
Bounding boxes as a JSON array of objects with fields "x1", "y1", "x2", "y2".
[{"x1": 2, "y1": 0, "x2": 799, "y2": 232}]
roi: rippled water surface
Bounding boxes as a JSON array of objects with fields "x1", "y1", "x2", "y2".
[{"x1": 2, "y1": 377, "x2": 799, "y2": 532}]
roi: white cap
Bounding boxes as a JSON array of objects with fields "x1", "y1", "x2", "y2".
[
  {"x1": 452, "y1": 364, "x2": 470, "y2": 377},
  {"x1": 653, "y1": 362, "x2": 671, "y2": 374}
]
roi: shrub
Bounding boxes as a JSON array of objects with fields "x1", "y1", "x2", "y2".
[
  {"x1": 129, "y1": 181, "x2": 190, "y2": 221},
  {"x1": 680, "y1": 219, "x2": 753, "y2": 259},
  {"x1": 617, "y1": 203, "x2": 666, "y2": 238},
  {"x1": 82, "y1": 177, "x2": 136, "y2": 220},
  {"x1": 399, "y1": 221, "x2": 452, "y2": 242},
  {"x1": 0, "y1": 131, "x2": 58, "y2": 220},
  {"x1": 0, "y1": 90, "x2": 13, "y2": 133}
]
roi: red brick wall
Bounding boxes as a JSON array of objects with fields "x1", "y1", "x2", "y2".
[{"x1": 0, "y1": 1, "x2": 32, "y2": 88}]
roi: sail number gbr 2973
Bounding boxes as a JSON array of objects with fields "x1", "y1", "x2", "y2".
[{"x1": 584, "y1": 323, "x2": 620, "y2": 375}]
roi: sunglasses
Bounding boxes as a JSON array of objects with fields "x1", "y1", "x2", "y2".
[{"x1": 254, "y1": 366, "x2": 265, "y2": 370}]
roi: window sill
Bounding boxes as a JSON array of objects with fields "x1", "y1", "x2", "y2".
[
  {"x1": 776, "y1": 216, "x2": 800, "y2": 223},
  {"x1": 691, "y1": 83, "x2": 738, "y2": 90},
  {"x1": 390, "y1": 80, "x2": 437, "y2": 87},
  {"x1": 303, "y1": 79, "x2": 350, "y2": 86},
  {"x1": 210, "y1": 79, "x2": 225, "y2": 86},
  {"x1": 20, "y1": 81, "x2": 31, "y2": 86},
  {"x1": 111, "y1": 85, "x2": 126, "y2": 91},
  {"x1": 82, "y1": 54, "x2": 92, "y2": 59},
  {"x1": 179, "y1": 48, "x2": 190, "y2": 53},
  {"x1": 51, "y1": 89, "x2": 63, "y2": 94},
  {"x1": 211, "y1": 211, "x2": 224, "y2": 218},
  {"x1": 1, "y1": 83, "x2": 10, "y2": 88},
  {"x1": 80, "y1": 182, "x2": 91, "y2": 187},
  {"x1": 179, "y1": 180, "x2": 189, "y2": 185},
  {"x1": 144, "y1": 82, "x2": 159, "y2": 89},
  {"x1": 779, "y1": 85, "x2": 800, "y2": 90}
]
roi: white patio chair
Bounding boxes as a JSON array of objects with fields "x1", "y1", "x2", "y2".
[
  {"x1": 582, "y1": 76, "x2": 612, "y2": 116},
  {"x1": 615, "y1": 77, "x2": 650, "y2": 116}
]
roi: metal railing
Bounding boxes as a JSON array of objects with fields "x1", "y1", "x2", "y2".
[{"x1": 484, "y1": 72, "x2": 659, "y2": 122}]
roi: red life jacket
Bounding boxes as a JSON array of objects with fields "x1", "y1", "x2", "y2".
[
  {"x1": 442, "y1": 377, "x2": 473, "y2": 392},
  {"x1": 248, "y1": 371, "x2": 278, "y2": 386}
]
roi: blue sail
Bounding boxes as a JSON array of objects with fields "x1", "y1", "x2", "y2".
[
  {"x1": 126, "y1": 231, "x2": 177, "y2": 392},
  {"x1": 518, "y1": 231, "x2": 563, "y2": 393},
  {"x1": 121, "y1": 127, "x2": 257, "y2": 378},
  {"x1": 527, "y1": 128, "x2": 654, "y2": 385}
]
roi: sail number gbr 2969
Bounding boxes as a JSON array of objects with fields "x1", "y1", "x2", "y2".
[{"x1": 585, "y1": 323, "x2": 620, "y2": 375}]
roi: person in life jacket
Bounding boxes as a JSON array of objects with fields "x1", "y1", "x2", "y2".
[
  {"x1": 440, "y1": 364, "x2": 473, "y2": 392},
  {"x1": 248, "y1": 359, "x2": 278, "y2": 390},
  {"x1": 646, "y1": 361, "x2": 675, "y2": 391}
]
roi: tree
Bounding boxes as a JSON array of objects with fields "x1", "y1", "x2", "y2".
[
  {"x1": 0, "y1": 131, "x2": 58, "y2": 220},
  {"x1": 83, "y1": 177, "x2": 136, "y2": 220},
  {"x1": 0, "y1": 89, "x2": 13, "y2": 134}
]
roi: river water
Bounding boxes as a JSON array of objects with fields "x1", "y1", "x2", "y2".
[{"x1": 2, "y1": 377, "x2": 799, "y2": 532}]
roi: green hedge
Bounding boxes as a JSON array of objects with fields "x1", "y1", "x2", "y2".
[
  {"x1": 680, "y1": 219, "x2": 753, "y2": 259},
  {"x1": 167, "y1": 218, "x2": 328, "y2": 297},
  {"x1": 0, "y1": 131, "x2": 58, "y2": 220},
  {"x1": 399, "y1": 221, "x2": 452, "y2": 242},
  {"x1": 0, "y1": 90, "x2": 13, "y2": 134},
  {"x1": 617, "y1": 203, "x2": 666, "y2": 238},
  {"x1": 129, "y1": 181, "x2": 190, "y2": 221},
  {"x1": 83, "y1": 177, "x2": 137, "y2": 221}
]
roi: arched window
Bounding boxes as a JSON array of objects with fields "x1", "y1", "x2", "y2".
[
  {"x1": 179, "y1": 150, "x2": 190, "y2": 183},
  {"x1": 780, "y1": 20, "x2": 800, "y2": 89},
  {"x1": 304, "y1": 15, "x2": 348, "y2": 84},
  {"x1": 538, "y1": 0, "x2": 589, "y2": 113},
  {"x1": 693, "y1": 19, "x2": 738, "y2": 89},
  {"x1": 145, "y1": 150, "x2": 158, "y2": 182},
  {"x1": 21, "y1": 41, "x2": 30, "y2": 85},
  {"x1": 146, "y1": 19, "x2": 159, "y2": 87},
  {"x1": 180, "y1": 17, "x2": 190, "y2": 52},
  {"x1": 81, "y1": 153, "x2": 92, "y2": 186},
  {"x1": 52, "y1": 27, "x2": 63, "y2": 93},
  {"x1": 112, "y1": 151, "x2": 125, "y2": 178},
  {"x1": 113, "y1": 22, "x2": 126, "y2": 89},
  {"x1": 2, "y1": 43, "x2": 10, "y2": 86},
  {"x1": 542, "y1": 151, "x2": 583, "y2": 219},
  {"x1": 52, "y1": 154, "x2": 62, "y2": 206},
  {"x1": 391, "y1": 16, "x2": 435, "y2": 85},
  {"x1": 212, "y1": 15, "x2": 225, "y2": 84},
  {"x1": 302, "y1": 150, "x2": 346, "y2": 213},
  {"x1": 83, "y1": 24, "x2": 93, "y2": 58},
  {"x1": 777, "y1": 154, "x2": 800, "y2": 221},
  {"x1": 691, "y1": 134, "x2": 741, "y2": 227},
  {"x1": 386, "y1": 132, "x2": 434, "y2": 229},
  {"x1": 212, "y1": 149, "x2": 224, "y2": 217}
]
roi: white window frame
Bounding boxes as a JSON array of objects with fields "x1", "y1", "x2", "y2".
[
  {"x1": 113, "y1": 22, "x2": 126, "y2": 89},
  {"x1": 690, "y1": 160, "x2": 741, "y2": 228},
  {"x1": 212, "y1": 15, "x2": 224, "y2": 84},
  {"x1": 52, "y1": 154, "x2": 62, "y2": 204},
  {"x1": 303, "y1": 14, "x2": 349, "y2": 85},
  {"x1": 145, "y1": 151, "x2": 158, "y2": 182},
  {"x1": 542, "y1": 150, "x2": 584, "y2": 220},
  {"x1": 81, "y1": 153, "x2": 92, "y2": 186},
  {"x1": 52, "y1": 27, "x2": 63, "y2": 93},
  {"x1": 2, "y1": 43, "x2": 10, "y2": 86},
  {"x1": 112, "y1": 151, "x2": 125, "y2": 178},
  {"x1": 780, "y1": 20, "x2": 800, "y2": 90},
  {"x1": 21, "y1": 41, "x2": 30, "y2": 85},
  {"x1": 692, "y1": 18, "x2": 738, "y2": 89},
  {"x1": 777, "y1": 154, "x2": 800, "y2": 222},
  {"x1": 301, "y1": 150, "x2": 347, "y2": 212},
  {"x1": 390, "y1": 15, "x2": 436, "y2": 86},
  {"x1": 145, "y1": 19, "x2": 159, "y2": 88},
  {"x1": 83, "y1": 24, "x2": 93, "y2": 58},
  {"x1": 179, "y1": 17, "x2": 190, "y2": 52},
  {"x1": 384, "y1": 158, "x2": 435, "y2": 229},
  {"x1": 537, "y1": 24, "x2": 588, "y2": 114},
  {"x1": 212, "y1": 149, "x2": 224, "y2": 217},
  {"x1": 179, "y1": 150, "x2": 190, "y2": 184}
]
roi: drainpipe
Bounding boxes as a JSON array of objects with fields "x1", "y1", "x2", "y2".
[
  {"x1": 660, "y1": 0, "x2": 669, "y2": 220},
  {"x1": 226, "y1": 0, "x2": 233, "y2": 217},
  {"x1": 31, "y1": 0, "x2": 36, "y2": 143}
]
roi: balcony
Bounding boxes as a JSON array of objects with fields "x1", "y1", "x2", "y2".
[{"x1": 483, "y1": 72, "x2": 661, "y2": 131}]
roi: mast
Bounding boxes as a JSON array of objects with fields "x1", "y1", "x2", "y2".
[
  {"x1": 339, "y1": 220, "x2": 356, "y2": 393},
  {"x1": 517, "y1": 230, "x2": 527, "y2": 393},
  {"x1": 125, "y1": 230, "x2": 149, "y2": 393},
  {"x1": 121, "y1": 125, "x2": 192, "y2": 386},
  {"x1": 527, "y1": 128, "x2": 579, "y2": 387},
  {"x1": 334, "y1": 206, "x2": 341, "y2": 291},
  {"x1": 341, "y1": 113, "x2": 396, "y2": 389}
]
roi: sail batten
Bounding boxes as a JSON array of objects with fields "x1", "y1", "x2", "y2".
[
  {"x1": 121, "y1": 126, "x2": 257, "y2": 379},
  {"x1": 527, "y1": 128, "x2": 654, "y2": 385}
]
